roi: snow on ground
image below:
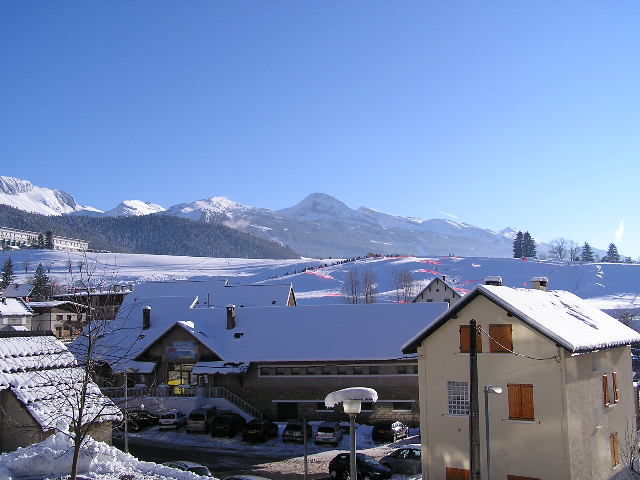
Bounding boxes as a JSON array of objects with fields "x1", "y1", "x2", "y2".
[
  {"x1": 0, "y1": 425, "x2": 210, "y2": 480},
  {"x1": 3, "y1": 250, "x2": 640, "y2": 312}
]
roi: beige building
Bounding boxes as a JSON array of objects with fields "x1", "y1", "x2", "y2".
[
  {"x1": 413, "y1": 276, "x2": 463, "y2": 307},
  {"x1": 0, "y1": 297, "x2": 33, "y2": 330},
  {"x1": 28, "y1": 301, "x2": 92, "y2": 339},
  {"x1": 0, "y1": 332, "x2": 120, "y2": 452},
  {"x1": 0, "y1": 226, "x2": 88, "y2": 251},
  {"x1": 403, "y1": 278, "x2": 640, "y2": 480}
]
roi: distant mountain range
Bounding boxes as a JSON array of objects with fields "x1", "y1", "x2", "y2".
[{"x1": 0, "y1": 175, "x2": 538, "y2": 258}]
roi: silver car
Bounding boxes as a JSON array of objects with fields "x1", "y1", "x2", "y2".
[
  {"x1": 379, "y1": 444, "x2": 422, "y2": 474},
  {"x1": 314, "y1": 421, "x2": 343, "y2": 446},
  {"x1": 158, "y1": 409, "x2": 187, "y2": 430}
]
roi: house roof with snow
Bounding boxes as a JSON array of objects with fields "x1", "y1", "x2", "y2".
[
  {"x1": 0, "y1": 332, "x2": 121, "y2": 430},
  {"x1": 27, "y1": 300, "x2": 93, "y2": 312},
  {"x1": 403, "y1": 284, "x2": 640, "y2": 354},
  {"x1": 73, "y1": 293, "x2": 447, "y2": 373},
  {"x1": 127, "y1": 279, "x2": 296, "y2": 307},
  {"x1": 0, "y1": 283, "x2": 34, "y2": 298},
  {"x1": 412, "y1": 276, "x2": 463, "y2": 303},
  {"x1": 0, "y1": 297, "x2": 33, "y2": 317}
]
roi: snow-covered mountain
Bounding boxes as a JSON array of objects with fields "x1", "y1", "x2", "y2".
[
  {"x1": 0, "y1": 176, "x2": 101, "y2": 216},
  {"x1": 103, "y1": 200, "x2": 166, "y2": 217}
]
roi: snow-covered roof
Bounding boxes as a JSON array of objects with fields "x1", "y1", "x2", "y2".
[
  {"x1": 27, "y1": 300, "x2": 92, "y2": 311},
  {"x1": 1, "y1": 283, "x2": 34, "y2": 298},
  {"x1": 412, "y1": 276, "x2": 463, "y2": 302},
  {"x1": 127, "y1": 279, "x2": 295, "y2": 307},
  {"x1": 0, "y1": 333, "x2": 121, "y2": 431},
  {"x1": 73, "y1": 295, "x2": 447, "y2": 368},
  {"x1": 0, "y1": 297, "x2": 33, "y2": 317},
  {"x1": 403, "y1": 285, "x2": 640, "y2": 354}
]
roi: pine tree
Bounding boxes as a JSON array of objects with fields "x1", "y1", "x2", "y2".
[
  {"x1": 37, "y1": 233, "x2": 45, "y2": 249},
  {"x1": 581, "y1": 242, "x2": 595, "y2": 262},
  {"x1": 523, "y1": 231, "x2": 537, "y2": 258},
  {"x1": 512, "y1": 231, "x2": 524, "y2": 258},
  {"x1": 31, "y1": 263, "x2": 51, "y2": 301},
  {"x1": 0, "y1": 258, "x2": 15, "y2": 289},
  {"x1": 45, "y1": 230, "x2": 54, "y2": 250},
  {"x1": 605, "y1": 243, "x2": 620, "y2": 263}
]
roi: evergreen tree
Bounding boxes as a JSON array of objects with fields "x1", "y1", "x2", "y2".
[
  {"x1": 0, "y1": 258, "x2": 15, "y2": 289},
  {"x1": 45, "y1": 230, "x2": 54, "y2": 250},
  {"x1": 523, "y1": 231, "x2": 537, "y2": 257},
  {"x1": 605, "y1": 243, "x2": 620, "y2": 263},
  {"x1": 581, "y1": 242, "x2": 595, "y2": 262},
  {"x1": 31, "y1": 263, "x2": 51, "y2": 301},
  {"x1": 512, "y1": 231, "x2": 524, "y2": 258},
  {"x1": 37, "y1": 233, "x2": 45, "y2": 248}
]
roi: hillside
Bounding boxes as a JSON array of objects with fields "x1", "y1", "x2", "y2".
[{"x1": 0, "y1": 205, "x2": 298, "y2": 259}]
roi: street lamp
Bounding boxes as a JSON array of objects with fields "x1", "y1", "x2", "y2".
[
  {"x1": 484, "y1": 385, "x2": 502, "y2": 480},
  {"x1": 325, "y1": 387, "x2": 378, "y2": 480}
]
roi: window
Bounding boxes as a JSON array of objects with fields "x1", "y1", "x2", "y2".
[
  {"x1": 316, "y1": 402, "x2": 333, "y2": 412},
  {"x1": 260, "y1": 367, "x2": 272, "y2": 376},
  {"x1": 413, "y1": 365, "x2": 419, "y2": 374},
  {"x1": 322, "y1": 366, "x2": 332, "y2": 375},
  {"x1": 291, "y1": 367, "x2": 300, "y2": 375},
  {"x1": 361, "y1": 402, "x2": 373, "y2": 412},
  {"x1": 338, "y1": 366, "x2": 348, "y2": 375},
  {"x1": 448, "y1": 381, "x2": 469, "y2": 416},
  {"x1": 508, "y1": 384, "x2": 534, "y2": 421},
  {"x1": 445, "y1": 467, "x2": 470, "y2": 480},
  {"x1": 397, "y1": 365, "x2": 407, "y2": 374},
  {"x1": 369, "y1": 366, "x2": 379, "y2": 375},
  {"x1": 612, "y1": 371, "x2": 620, "y2": 403},
  {"x1": 392, "y1": 401, "x2": 413, "y2": 411},
  {"x1": 56, "y1": 314, "x2": 63, "y2": 321},
  {"x1": 603, "y1": 374, "x2": 611, "y2": 407},
  {"x1": 460, "y1": 325, "x2": 482, "y2": 353},
  {"x1": 489, "y1": 324, "x2": 513, "y2": 353},
  {"x1": 611, "y1": 432, "x2": 620, "y2": 467},
  {"x1": 67, "y1": 315, "x2": 72, "y2": 321},
  {"x1": 306, "y1": 367, "x2": 317, "y2": 375},
  {"x1": 427, "y1": 299, "x2": 433, "y2": 302},
  {"x1": 275, "y1": 367, "x2": 285, "y2": 376},
  {"x1": 353, "y1": 366, "x2": 363, "y2": 375}
]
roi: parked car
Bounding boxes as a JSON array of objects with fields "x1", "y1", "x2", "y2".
[
  {"x1": 162, "y1": 461, "x2": 212, "y2": 476},
  {"x1": 282, "y1": 420, "x2": 312, "y2": 443},
  {"x1": 371, "y1": 421, "x2": 409, "y2": 442},
  {"x1": 117, "y1": 409, "x2": 159, "y2": 432},
  {"x1": 379, "y1": 444, "x2": 422, "y2": 474},
  {"x1": 210, "y1": 411, "x2": 247, "y2": 437},
  {"x1": 315, "y1": 421, "x2": 343, "y2": 446},
  {"x1": 242, "y1": 418, "x2": 279, "y2": 442},
  {"x1": 158, "y1": 409, "x2": 187, "y2": 430},
  {"x1": 328, "y1": 453, "x2": 392, "y2": 479},
  {"x1": 186, "y1": 406, "x2": 218, "y2": 433}
]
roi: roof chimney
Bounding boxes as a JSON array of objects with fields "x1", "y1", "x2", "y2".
[
  {"x1": 226, "y1": 305, "x2": 236, "y2": 330},
  {"x1": 484, "y1": 276, "x2": 503, "y2": 286},
  {"x1": 530, "y1": 277, "x2": 548, "y2": 291},
  {"x1": 142, "y1": 306, "x2": 151, "y2": 330}
]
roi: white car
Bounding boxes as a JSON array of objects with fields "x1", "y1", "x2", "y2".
[{"x1": 158, "y1": 409, "x2": 187, "y2": 429}]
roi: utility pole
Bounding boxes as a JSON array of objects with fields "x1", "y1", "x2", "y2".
[{"x1": 469, "y1": 319, "x2": 481, "y2": 480}]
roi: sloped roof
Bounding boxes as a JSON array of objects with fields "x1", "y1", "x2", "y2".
[
  {"x1": 73, "y1": 294, "x2": 447, "y2": 369},
  {"x1": 1, "y1": 284, "x2": 34, "y2": 298},
  {"x1": 403, "y1": 285, "x2": 640, "y2": 354},
  {"x1": 128, "y1": 279, "x2": 295, "y2": 307},
  {"x1": 0, "y1": 297, "x2": 33, "y2": 317},
  {"x1": 412, "y1": 276, "x2": 463, "y2": 302},
  {"x1": 0, "y1": 333, "x2": 121, "y2": 430}
]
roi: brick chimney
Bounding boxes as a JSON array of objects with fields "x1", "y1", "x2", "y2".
[
  {"x1": 226, "y1": 305, "x2": 236, "y2": 330},
  {"x1": 484, "y1": 276, "x2": 503, "y2": 286},
  {"x1": 530, "y1": 277, "x2": 549, "y2": 291},
  {"x1": 142, "y1": 306, "x2": 151, "y2": 330}
]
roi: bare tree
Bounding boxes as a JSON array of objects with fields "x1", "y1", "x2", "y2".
[
  {"x1": 343, "y1": 268, "x2": 361, "y2": 304},
  {"x1": 614, "y1": 310, "x2": 637, "y2": 328},
  {"x1": 618, "y1": 416, "x2": 640, "y2": 479},
  {"x1": 23, "y1": 260, "x2": 31, "y2": 274},
  {"x1": 549, "y1": 238, "x2": 569, "y2": 261},
  {"x1": 362, "y1": 269, "x2": 377, "y2": 304},
  {"x1": 392, "y1": 268, "x2": 415, "y2": 303},
  {"x1": 567, "y1": 240, "x2": 580, "y2": 262}
]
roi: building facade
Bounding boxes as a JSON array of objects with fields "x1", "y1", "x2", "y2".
[{"x1": 0, "y1": 226, "x2": 88, "y2": 251}]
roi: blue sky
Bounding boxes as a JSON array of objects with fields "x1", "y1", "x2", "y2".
[{"x1": 1, "y1": 1, "x2": 639, "y2": 256}]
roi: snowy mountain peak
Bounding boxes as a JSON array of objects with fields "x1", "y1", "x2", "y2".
[
  {"x1": 0, "y1": 176, "x2": 100, "y2": 216},
  {"x1": 104, "y1": 200, "x2": 166, "y2": 217},
  {"x1": 277, "y1": 193, "x2": 358, "y2": 221}
]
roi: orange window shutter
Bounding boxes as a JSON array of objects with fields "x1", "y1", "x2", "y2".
[
  {"x1": 508, "y1": 384, "x2": 522, "y2": 420},
  {"x1": 446, "y1": 467, "x2": 471, "y2": 480},
  {"x1": 612, "y1": 372, "x2": 619, "y2": 403},
  {"x1": 603, "y1": 374, "x2": 611, "y2": 406},
  {"x1": 610, "y1": 432, "x2": 620, "y2": 467},
  {"x1": 521, "y1": 384, "x2": 534, "y2": 420},
  {"x1": 459, "y1": 325, "x2": 482, "y2": 353},
  {"x1": 489, "y1": 324, "x2": 513, "y2": 353}
]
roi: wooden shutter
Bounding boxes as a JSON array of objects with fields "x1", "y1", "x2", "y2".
[
  {"x1": 460, "y1": 325, "x2": 482, "y2": 353},
  {"x1": 610, "y1": 432, "x2": 620, "y2": 467},
  {"x1": 489, "y1": 324, "x2": 513, "y2": 353},
  {"x1": 508, "y1": 384, "x2": 534, "y2": 421},
  {"x1": 446, "y1": 467, "x2": 471, "y2": 480},
  {"x1": 603, "y1": 374, "x2": 611, "y2": 407},
  {"x1": 612, "y1": 372, "x2": 619, "y2": 403},
  {"x1": 507, "y1": 476, "x2": 542, "y2": 480}
]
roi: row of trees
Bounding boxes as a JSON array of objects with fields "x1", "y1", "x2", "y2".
[
  {"x1": 2, "y1": 258, "x2": 53, "y2": 300},
  {"x1": 512, "y1": 231, "x2": 537, "y2": 258},
  {"x1": 548, "y1": 239, "x2": 632, "y2": 263},
  {"x1": 342, "y1": 267, "x2": 417, "y2": 304}
]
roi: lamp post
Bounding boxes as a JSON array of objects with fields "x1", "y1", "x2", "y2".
[
  {"x1": 484, "y1": 385, "x2": 502, "y2": 480},
  {"x1": 325, "y1": 387, "x2": 378, "y2": 480}
]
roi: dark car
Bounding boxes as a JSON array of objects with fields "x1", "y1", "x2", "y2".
[
  {"x1": 328, "y1": 453, "x2": 392, "y2": 480},
  {"x1": 371, "y1": 421, "x2": 409, "y2": 442},
  {"x1": 162, "y1": 461, "x2": 212, "y2": 476},
  {"x1": 379, "y1": 444, "x2": 422, "y2": 474},
  {"x1": 210, "y1": 411, "x2": 247, "y2": 437},
  {"x1": 242, "y1": 418, "x2": 279, "y2": 442},
  {"x1": 117, "y1": 409, "x2": 159, "y2": 432},
  {"x1": 282, "y1": 420, "x2": 312, "y2": 443}
]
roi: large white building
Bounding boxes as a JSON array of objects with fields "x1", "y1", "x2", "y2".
[{"x1": 0, "y1": 227, "x2": 88, "y2": 251}]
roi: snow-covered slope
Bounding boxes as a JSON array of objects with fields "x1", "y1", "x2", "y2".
[
  {"x1": 0, "y1": 176, "x2": 101, "y2": 216},
  {"x1": 103, "y1": 200, "x2": 166, "y2": 217}
]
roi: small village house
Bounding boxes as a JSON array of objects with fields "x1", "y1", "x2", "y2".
[{"x1": 412, "y1": 275, "x2": 463, "y2": 307}]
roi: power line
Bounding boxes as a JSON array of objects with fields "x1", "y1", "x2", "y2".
[{"x1": 479, "y1": 327, "x2": 560, "y2": 363}]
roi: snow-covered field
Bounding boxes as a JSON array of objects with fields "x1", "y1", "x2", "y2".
[{"x1": 4, "y1": 250, "x2": 640, "y2": 311}]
